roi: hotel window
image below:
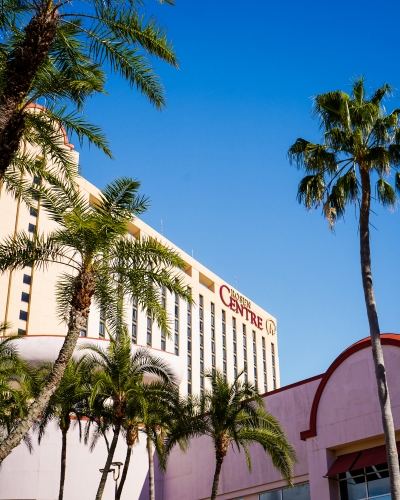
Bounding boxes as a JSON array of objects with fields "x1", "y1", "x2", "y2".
[
  {"x1": 233, "y1": 317, "x2": 237, "y2": 378},
  {"x1": 30, "y1": 207, "x2": 38, "y2": 217},
  {"x1": 199, "y1": 294, "x2": 204, "y2": 393},
  {"x1": 259, "y1": 483, "x2": 310, "y2": 500},
  {"x1": 211, "y1": 302, "x2": 215, "y2": 372},
  {"x1": 80, "y1": 317, "x2": 88, "y2": 337},
  {"x1": 21, "y1": 292, "x2": 29, "y2": 303},
  {"x1": 23, "y1": 274, "x2": 31, "y2": 286},
  {"x1": 18, "y1": 328, "x2": 26, "y2": 335},
  {"x1": 271, "y1": 343, "x2": 276, "y2": 389},
  {"x1": 19, "y1": 310, "x2": 28, "y2": 321},
  {"x1": 221, "y1": 310, "x2": 227, "y2": 378},
  {"x1": 99, "y1": 309, "x2": 105, "y2": 338},
  {"x1": 174, "y1": 294, "x2": 179, "y2": 355},
  {"x1": 146, "y1": 314, "x2": 152, "y2": 346},
  {"x1": 338, "y1": 462, "x2": 390, "y2": 500},
  {"x1": 132, "y1": 299, "x2": 137, "y2": 344},
  {"x1": 253, "y1": 330, "x2": 258, "y2": 389},
  {"x1": 243, "y1": 324, "x2": 248, "y2": 383},
  {"x1": 262, "y1": 336, "x2": 267, "y2": 392},
  {"x1": 28, "y1": 223, "x2": 36, "y2": 234},
  {"x1": 161, "y1": 286, "x2": 166, "y2": 309},
  {"x1": 187, "y1": 289, "x2": 192, "y2": 394},
  {"x1": 161, "y1": 288, "x2": 166, "y2": 350}
]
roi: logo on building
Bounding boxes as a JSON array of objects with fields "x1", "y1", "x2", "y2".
[
  {"x1": 219, "y1": 285, "x2": 264, "y2": 330},
  {"x1": 266, "y1": 318, "x2": 276, "y2": 336}
]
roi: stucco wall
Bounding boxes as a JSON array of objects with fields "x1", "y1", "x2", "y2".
[{"x1": 0, "y1": 424, "x2": 150, "y2": 500}]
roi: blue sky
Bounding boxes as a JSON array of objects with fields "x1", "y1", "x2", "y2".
[{"x1": 77, "y1": 0, "x2": 400, "y2": 386}]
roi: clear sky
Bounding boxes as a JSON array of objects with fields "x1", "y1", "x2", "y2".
[{"x1": 76, "y1": 0, "x2": 400, "y2": 386}]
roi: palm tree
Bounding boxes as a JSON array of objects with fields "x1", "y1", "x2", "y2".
[
  {"x1": 171, "y1": 369, "x2": 297, "y2": 500},
  {"x1": 115, "y1": 415, "x2": 139, "y2": 500},
  {"x1": 0, "y1": 177, "x2": 191, "y2": 463},
  {"x1": 81, "y1": 328, "x2": 177, "y2": 500},
  {"x1": 0, "y1": 0, "x2": 178, "y2": 178},
  {"x1": 138, "y1": 382, "x2": 182, "y2": 500},
  {"x1": 0, "y1": 326, "x2": 36, "y2": 452},
  {"x1": 115, "y1": 380, "x2": 194, "y2": 500},
  {"x1": 115, "y1": 382, "x2": 142, "y2": 500},
  {"x1": 288, "y1": 77, "x2": 400, "y2": 498},
  {"x1": 35, "y1": 358, "x2": 88, "y2": 500}
]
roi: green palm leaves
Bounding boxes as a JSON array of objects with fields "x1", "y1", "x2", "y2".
[
  {"x1": 288, "y1": 78, "x2": 400, "y2": 228},
  {"x1": 0, "y1": 0, "x2": 178, "y2": 181},
  {"x1": 0, "y1": 332, "x2": 35, "y2": 452},
  {"x1": 200, "y1": 370, "x2": 297, "y2": 499}
]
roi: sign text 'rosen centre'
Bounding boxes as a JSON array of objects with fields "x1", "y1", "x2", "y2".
[{"x1": 219, "y1": 285, "x2": 264, "y2": 330}]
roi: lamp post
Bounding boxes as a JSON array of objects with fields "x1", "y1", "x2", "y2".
[
  {"x1": 99, "y1": 462, "x2": 123, "y2": 500},
  {"x1": 111, "y1": 462, "x2": 123, "y2": 500}
]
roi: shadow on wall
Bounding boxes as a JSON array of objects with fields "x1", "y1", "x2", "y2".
[{"x1": 138, "y1": 454, "x2": 164, "y2": 500}]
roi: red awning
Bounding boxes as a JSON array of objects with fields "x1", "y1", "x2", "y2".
[
  {"x1": 326, "y1": 442, "x2": 400, "y2": 477},
  {"x1": 351, "y1": 445, "x2": 387, "y2": 470},
  {"x1": 326, "y1": 452, "x2": 360, "y2": 477}
]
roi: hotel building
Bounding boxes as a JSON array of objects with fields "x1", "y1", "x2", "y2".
[{"x1": 0, "y1": 142, "x2": 279, "y2": 397}]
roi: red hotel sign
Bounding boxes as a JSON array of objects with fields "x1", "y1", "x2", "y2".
[{"x1": 219, "y1": 285, "x2": 264, "y2": 330}]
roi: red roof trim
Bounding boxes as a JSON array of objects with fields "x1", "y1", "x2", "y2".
[
  {"x1": 25, "y1": 103, "x2": 74, "y2": 150},
  {"x1": 260, "y1": 373, "x2": 324, "y2": 399},
  {"x1": 300, "y1": 334, "x2": 400, "y2": 441}
]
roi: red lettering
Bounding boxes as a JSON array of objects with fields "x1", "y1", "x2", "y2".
[
  {"x1": 220, "y1": 285, "x2": 230, "y2": 307},
  {"x1": 250, "y1": 312, "x2": 256, "y2": 325},
  {"x1": 244, "y1": 307, "x2": 250, "y2": 321},
  {"x1": 236, "y1": 302, "x2": 243, "y2": 316},
  {"x1": 257, "y1": 316, "x2": 263, "y2": 330},
  {"x1": 229, "y1": 297, "x2": 237, "y2": 311}
]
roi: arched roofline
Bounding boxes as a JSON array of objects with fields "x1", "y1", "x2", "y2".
[
  {"x1": 25, "y1": 103, "x2": 74, "y2": 150},
  {"x1": 300, "y1": 333, "x2": 400, "y2": 441}
]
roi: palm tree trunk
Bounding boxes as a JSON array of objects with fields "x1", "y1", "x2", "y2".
[
  {"x1": 0, "y1": 271, "x2": 94, "y2": 464},
  {"x1": 147, "y1": 434, "x2": 155, "y2": 500},
  {"x1": 359, "y1": 166, "x2": 400, "y2": 498},
  {"x1": 116, "y1": 442, "x2": 134, "y2": 500},
  {"x1": 210, "y1": 458, "x2": 223, "y2": 500},
  {"x1": 59, "y1": 428, "x2": 68, "y2": 500},
  {"x1": 96, "y1": 420, "x2": 122, "y2": 500},
  {"x1": 0, "y1": 8, "x2": 58, "y2": 178}
]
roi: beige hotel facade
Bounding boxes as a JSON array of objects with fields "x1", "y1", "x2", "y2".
[{"x1": 0, "y1": 142, "x2": 279, "y2": 396}]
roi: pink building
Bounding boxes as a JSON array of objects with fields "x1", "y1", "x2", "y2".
[{"x1": 159, "y1": 334, "x2": 400, "y2": 500}]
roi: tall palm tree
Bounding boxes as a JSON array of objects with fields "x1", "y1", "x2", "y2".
[
  {"x1": 0, "y1": 0, "x2": 178, "y2": 178},
  {"x1": 81, "y1": 328, "x2": 177, "y2": 500},
  {"x1": 35, "y1": 358, "x2": 87, "y2": 500},
  {"x1": 288, "y1": 77, "x2": 400, "y2": 498},
  {"x1": 0, "y1": 177, "x2": 190, "y2": 463},
  {"x1": 170, "y1": 369, "x2": 297, "y2": 500}
]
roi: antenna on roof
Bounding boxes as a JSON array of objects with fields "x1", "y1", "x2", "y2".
[
  {"x1": 234, "y1": 275, "x2": 237, "y2": 289},
  {"x1": 160, "y1": 219, "x2": 163, "y2": 235}
]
